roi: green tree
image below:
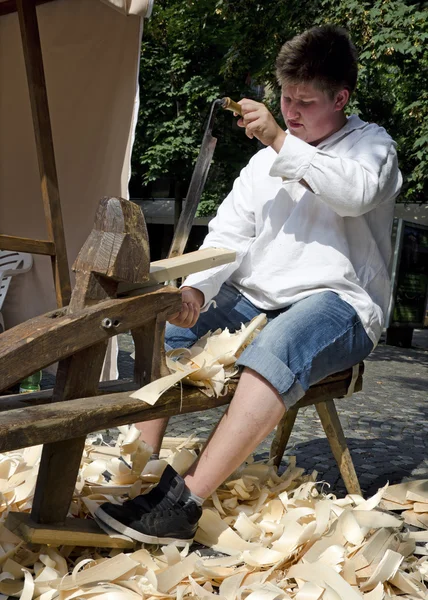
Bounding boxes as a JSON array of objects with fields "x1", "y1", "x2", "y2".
[
  {"x1": 313, "y1": 0, "x2": 428, "y2": 203},
  {"x1": 132, "y1": 0, "x2": 427, "y2": 212},
  {"x1": 131, "y1": 0, "x2": 261, "y2": 215}
]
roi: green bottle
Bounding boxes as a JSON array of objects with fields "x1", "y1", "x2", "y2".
[{"x1": 19, "y1": 370, "x2": 42, "y2": 393}]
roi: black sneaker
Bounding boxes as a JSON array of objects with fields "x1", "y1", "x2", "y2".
[
  {"x1": 95, "y1": 467, "x2": 202, "y2": 546},
  {"x1": 94, "y1": 464, "x2": 179, "y2": 528},
  {"x1": 126, "y1": 464, "x2": 180, "y2": 513}
]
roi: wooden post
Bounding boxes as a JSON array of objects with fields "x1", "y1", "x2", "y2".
[
  {"x1": 316, "y1": 399, "x2": 362, "y2": 495},
  {"x1": 132, "y1": 313, "x2": 169, "y2": 388},
  {"x1": 15, "y1": 0, "x2": 71, "y2": 307},
  {"x1": 270, "y1": 407, "x2": 298, "y2": 467},
  {"x1": 31, "y1": 198, "x2": 150, "y2": 524}
]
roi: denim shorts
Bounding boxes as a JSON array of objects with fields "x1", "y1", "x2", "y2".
[{"x1": 165, "y1": 284, "x2": 373, "y2": 409}]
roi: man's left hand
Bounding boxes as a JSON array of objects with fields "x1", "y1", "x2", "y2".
[{"x1": 237, "y1": 99, "x2": 286, "y2": 152}]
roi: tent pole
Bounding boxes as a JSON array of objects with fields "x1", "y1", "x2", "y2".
[{"x1": 15, "y1": 0, "x2": 71, "y2": 307}]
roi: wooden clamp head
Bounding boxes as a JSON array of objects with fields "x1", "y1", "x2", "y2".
[
  {"x1": 70, "y1": 198, "x2": 150, "y2": 311},
  {"x1": 73, "y1": 197, "x2": 150, "y2": 283}
]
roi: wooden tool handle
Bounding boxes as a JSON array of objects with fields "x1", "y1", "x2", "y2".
[{"x1": 221, "y1": 97, "x2": 243, "y2": 116}]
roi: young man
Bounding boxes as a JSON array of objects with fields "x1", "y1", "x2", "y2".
[{"x1": 96, "y1": 25, "x2": 402, "y2": 544}]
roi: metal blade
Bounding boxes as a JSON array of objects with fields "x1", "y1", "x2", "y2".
[{"x1": 168, "y1": 99, "x2": 221, "y2": 259}]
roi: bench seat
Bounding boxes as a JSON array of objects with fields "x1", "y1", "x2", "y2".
[{"x1": 0, "y1": 362, "x2": 363, "y2": 495}]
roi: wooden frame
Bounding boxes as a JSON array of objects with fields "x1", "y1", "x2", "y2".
[{"x1": 0, "y1": 0, "x2": 71, "y2": 306}]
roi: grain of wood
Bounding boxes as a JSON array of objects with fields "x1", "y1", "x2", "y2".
[
  {"x1": 0, "y1": 235, "x2": 55, "y2": 256},
  {"x1": 16, "y1": 0, "x2": 71, "y2": 306},
  {"x1": 5, "y1": 512, "x2": 134, "y2": 549}
]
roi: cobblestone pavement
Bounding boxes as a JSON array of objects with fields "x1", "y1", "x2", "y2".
[{"x1": 115, "y1": 328, "x2": 428, "y2": 498}]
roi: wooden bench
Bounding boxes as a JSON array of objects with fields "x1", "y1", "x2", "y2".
[{"x1": 0, "y1": 197, "x2": 364, "y2": 547}]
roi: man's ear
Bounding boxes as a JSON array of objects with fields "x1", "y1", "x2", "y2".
[{"x1": 334, "y1": 89, "x2": 350, "y2": 111}]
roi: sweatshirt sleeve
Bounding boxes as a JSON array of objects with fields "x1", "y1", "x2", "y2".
[
  {"x1": 269, "y1": 127, "x2": 402, "y2": 217},
  {"x1": 183, "y1": 158, "x2": 256, "y2": 306}
]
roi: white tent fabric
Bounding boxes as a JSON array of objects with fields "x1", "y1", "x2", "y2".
[
  {"x1": 100, "y1": 0, "x2": 154, "y2": 17},
  {"x1": 0, "y1": 0, "x2": 146, "y2": 378}
]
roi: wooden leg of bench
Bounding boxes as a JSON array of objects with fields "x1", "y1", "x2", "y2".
[
  {"x1": 315, "y1": 400, "x2": 361, "y2": 495},
  {"x1": 31, "y1": 343, "x2": 107, "y2": 524},
  {"x1": 269, "y1": 407, "x2": 298, "y2": 468}
]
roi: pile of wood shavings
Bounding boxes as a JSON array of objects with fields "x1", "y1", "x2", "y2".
[
  {"x1": 0, "y1": 426, "x2": 427, "y2": 600},
  {"x1": 130, "y1": 314, "x2": 267, "y2": 404}
]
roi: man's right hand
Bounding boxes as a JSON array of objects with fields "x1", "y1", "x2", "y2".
[{"x1": 168, "y1": 286, "x2": 205, "y2": 328}]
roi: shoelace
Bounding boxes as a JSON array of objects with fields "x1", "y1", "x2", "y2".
[
  {"x1": 146, "y1": 482, "x2": 184, "y2": 512},
  {"x1": 142, "y1": 501, "x2": 198, "y2": 525}
]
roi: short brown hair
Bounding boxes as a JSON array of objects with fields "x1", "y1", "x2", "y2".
[{"x1": 276, "y1": 25, "x2": 358, "y2": 97}]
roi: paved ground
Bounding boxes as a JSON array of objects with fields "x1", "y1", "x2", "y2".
[{"x1": 115, "y1": 328, "x2": 428, "y2": 498}]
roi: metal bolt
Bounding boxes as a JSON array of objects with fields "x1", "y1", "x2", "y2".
[{"x1": 101, "y1": 318, "x2": 113, "y2": 329}]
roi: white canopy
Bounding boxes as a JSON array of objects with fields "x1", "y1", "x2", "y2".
[{"x1": 0, "y1": 0, "x2": 148, "y2": 329}]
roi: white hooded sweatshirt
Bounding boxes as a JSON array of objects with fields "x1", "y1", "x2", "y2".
[{"x1": 184, "y1": 115, "x2": 402, "y2": 345}]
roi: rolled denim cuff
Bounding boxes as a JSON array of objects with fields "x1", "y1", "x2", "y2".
[{"x1": 236, "y1": 345, "x2": 306, "y2": 409}]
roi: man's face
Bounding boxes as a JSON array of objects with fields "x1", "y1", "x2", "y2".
[{"x1": 281, "y1": 82, "x2": 348, "y2": 145}]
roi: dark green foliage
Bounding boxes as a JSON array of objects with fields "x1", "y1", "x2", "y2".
[
  {"x1": 313, "y1": 0, "x2": 428, "y2": 202},
  {"x1": 131, "y1": 0, "x2": 427, "y2": 212}
]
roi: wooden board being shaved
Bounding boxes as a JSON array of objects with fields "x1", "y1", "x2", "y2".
[{"x1": 118, "y1": 247, "x2": 236, "y2": 296}]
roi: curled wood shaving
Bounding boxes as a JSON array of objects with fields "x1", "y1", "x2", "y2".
[
  {"x1": 130, "y1": 314, "x2": 267, "y2": 404},
  {"x1": 0, "y1": 430, "x2": 427, "y2": 598}
]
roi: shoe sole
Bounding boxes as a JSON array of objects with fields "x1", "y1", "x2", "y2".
[{"x1": 95, "y1": 506, "x2": 194, "y2": 547}]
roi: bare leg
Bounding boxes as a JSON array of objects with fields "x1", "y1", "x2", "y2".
[
  {"x1": 184, "y1": 367, "x2": 286, "y2": 498},
  {"x1": 135, "y1": 417, "x2": 169, "y2": 455}
]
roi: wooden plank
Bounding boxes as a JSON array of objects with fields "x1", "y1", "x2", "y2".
[
  {"x1": 0, "y1": 287, "x2": 181, "y2": 393},
  {"x1": 0, "y1": 379, "x2": 138, "y2": 412},
  {"x1": 162, "y1": 436, "x2": 206, "y2": 448},
  {"x1": 0, "y1": 365, "x2": 359, "y2": 412},
  {"x1": 0, "y1": 235, "x2": 55, "y2": 256},
  {"x1": 5, "y1": 512, "x2": 134, "y2": 549},
  {"x1": 296, "y1": 373, "x2": 363, "y2": 408},
  {"x1": 0, "y1": 377, "x2": 358, "y2": 453},
  {"x1": 0, "y1": 365, "x2": 360, "y2": 415},
  {"x1": 118, "y1": 248, "x2": 236, "y2": 296},
  {"x1": 16, "y1": 0, "x2": 71, "y2": 307},
  {"x1": 316, "y1": 400, "x2": 362, "y2": 495}
]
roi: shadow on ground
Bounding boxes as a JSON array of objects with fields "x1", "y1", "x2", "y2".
[{"x1": 254, "y1": 434, "x2": 428, "y2": 498}]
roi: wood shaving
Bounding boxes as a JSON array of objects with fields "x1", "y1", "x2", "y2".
[
  {"x1": 0, "y1": 429, "x2": 427, "y2": 598},
  {"x1": 130, "y1": 314, "x2": 267, "y2": 404}
]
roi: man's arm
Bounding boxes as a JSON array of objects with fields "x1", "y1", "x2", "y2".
[
  {"x1": 180, "y1": 158, "x2": 257, "y2": 305},
  {"x1": 169, "y1": 157, "x2": 257, "y2": 327},
  {"x1": 236, "y1": 98, "x2": 402, "y2": 217},
  {"x1": 270, "y1": 130, "x2": 402, "y2": 217}
]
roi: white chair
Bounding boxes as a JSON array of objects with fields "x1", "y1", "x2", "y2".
[{"x1": 0, "y1": 251, "x2": 33, "y2": 331}]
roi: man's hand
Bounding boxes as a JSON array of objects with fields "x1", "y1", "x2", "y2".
[
  {"x1": 168, "y1": 286, "x2": 205, "y2": 328},
  {"x1": 237, "y1": 99, "x2": 286, "y2": 152}
]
